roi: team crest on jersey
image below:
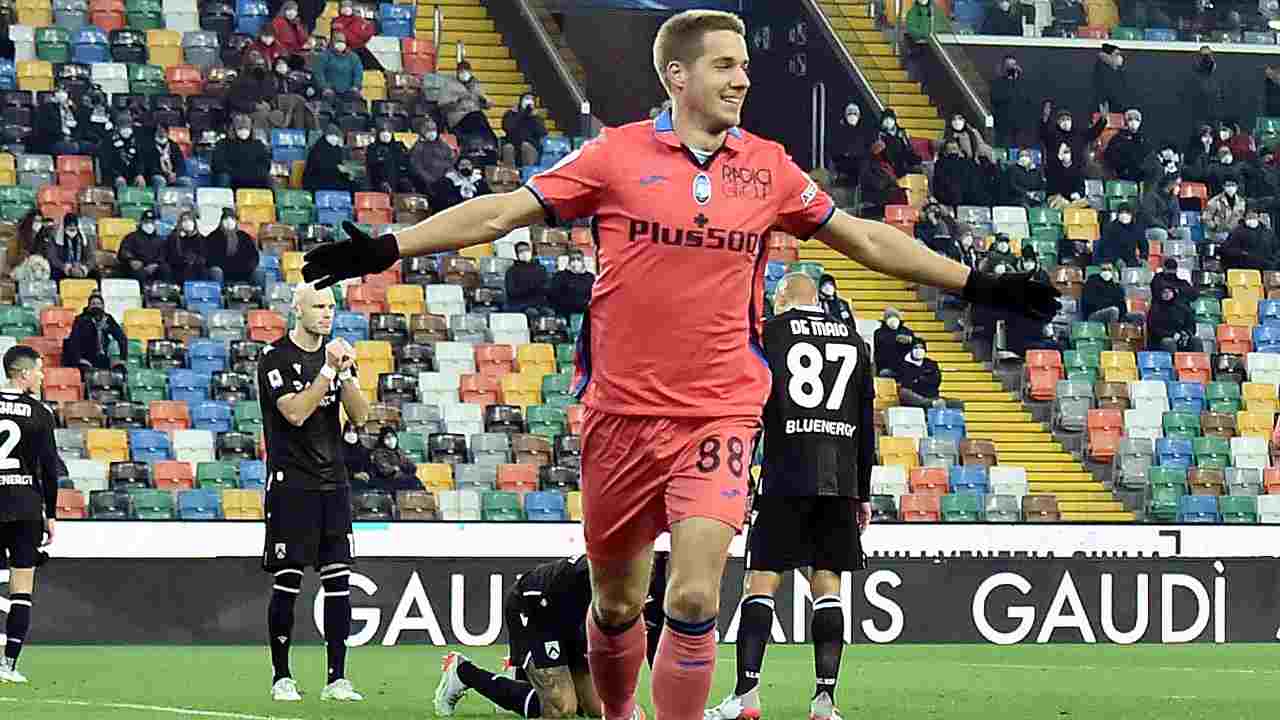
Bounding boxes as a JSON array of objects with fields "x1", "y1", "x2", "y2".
[
  {"x1": 544, "y1": 641, "x2": 560, "y2": 661},
  {"x1": 275, "y1": 543, "x2": 287, "y2": 560},
  {"x1": 693, "y1": 172, "x2": 712, "y2": 205},
  {"x1": 267, "y1": 369, "x2": 283, "y2": 389}
]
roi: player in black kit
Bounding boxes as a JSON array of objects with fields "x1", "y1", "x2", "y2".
[
  {"x1": 434, "y1": 554, "x2": 669, "y2": 718},
  {"x1": 257, "y1": 283, "x2": 369, "y2": 703},
  {"x1": 708, "y1": 273, "x2": 874, "y2": 720},
  {"x1": 0, "y1": 346, "x2": 61, "y2": 684}
]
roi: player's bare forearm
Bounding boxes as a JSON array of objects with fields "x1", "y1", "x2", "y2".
[
  {"x1": 339, "y1": 376, "x2": 370, "y2": 427},
  {"x1": 394, "y1": 189, "x2": 546, "y2": 258},
  {"x1": 815, "y1": 210, "x2": 971, "y2": 292},
  {"x1": 276, "y1": 373, "x2": 333, "y2": 427}
]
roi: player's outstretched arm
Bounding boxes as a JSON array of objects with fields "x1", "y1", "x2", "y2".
[
  {"x1": 302, "y1": 189, "x2": 547, "y2": 289},
  {"x1": 815, "y1": 209, "x2": 1061, "y2": 320}
]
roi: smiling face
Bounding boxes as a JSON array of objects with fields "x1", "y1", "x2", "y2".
[{"x1": 654, "y1": 11, "x2": 749, "y2": 135}]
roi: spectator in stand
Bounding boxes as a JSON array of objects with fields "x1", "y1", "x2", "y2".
[
  {"x1": 1203, "y1": 177, "x2": 1248, "y2": 241},
  {"x1": 439, "y1": 60, "x2": 497, "y2": 146},
  {"x1": 874, "y1": 307, "x2": 914, "y2": 377},
  {"x1": 1046, "y1": 142, "x2": 1088, "y2": 209},
  {"x1": 1185, "y1": 123, "x2": 1218, "y2": 181},
  {"x1": 504, "y1": 240, "x2": 551, "y2": 318},
  {"x1": 1206, "y1": 144, "x2": 1245, "y2": 196},
  {"x1": 1104, "y1": 109, "x2": 1150, "y2": 182},
  {"x1": 1050, "y1": 0, "x2": 1087, "y2": 33},
  {"x1": 1142, "y1": 143, "x2": 1182, "y2": 187},
  {"x1": 897, "y1": 337, "x2": 963, "y2": 409},
  {"x1": 230, "y1": 51, "x2": 287, "y2": 131},
  {"x1": 990, "y1": 55, "x2": 1033, "y2": 146},
  {"x1": 817, "y1": 273, "x2": 854, "y2": 325},
  {"x1": 1018, "y1": 245, "x2": 1049, "y2": 283},
  {"x1": 204, "y1": 209, "x2": 260, "y2": 285},
  {"x1": 431, "y1": 155, "x2": 491, "y2": 212},
  {"x1": 78, "y1": 87, "x2": 114, "y2": 148},
  {"x1": 116, "y1": 210, "x2": 169, "y2": 285},
  {"x1": 302, "y1": 124, "x2": 358, "y2": 192},
  {"x1": 212, "y1": 114, "x2": 271, "y2": 189},
  {"x1": 980, "y1": 233, "x2": 1017, "y2": 273},
  {"x1": 1006, "y1": 148, "x2": 1045, "y2": 206},
  {"x1": 931, "y1": 140, "x2": 981, "y2": 207},
  {"x1": 942, "y1": 112, "x2": 993, "y2": 162},
  {"x1": 1093, "y1": 44, "x2": 1130, "y2": 111},
  {"x1": 31, "y1": 88, "x2": 90, "y2": 155},
  {"x1": 138, "y1": 123, "x2": 190, "y2": 192},
  {"x1": 1040, "y1": 101, "x2": 1107, "y2": 181},
  {"x1": 1081, "y1": 262, "x2": 1127, "y2": 325},
  {"x1": 98, "y1": 111, "x2": 146, "y2": 191},
  {"x1": 46, "y1": 214, "x2": 93, "y2": 281},
  {"x1": 408, "y1": 117, "x2": 456, "y2": 197},
  {"x1": 1266, "y1": 65, "x2": 1280, "y2": 119},
  {"x1": 1148, "y1": 281, "x2": 1199, "y2": 353},
  {"x1": 1094, "y1": 203, "x2": 1147, "y2": 268},
  {"x1": 501, "y1": 93, "x2": 547, "y2": 168},
  {"x1": 877, "y1": 109, "x2": 922, "y2": 177},
  {"x1": 1150, "y1": 257, "x2": 1192, "y2": 304},
  {"x1": 944, "y1": 225, "x2": 980, "y2": 271},
  {"x1": 904, "y1": 0, "x2": 946, "y2": 48},
  {"x1": 341, "y1": 422, "x2": 373, "y2": 490},
  {"x1": 331, "y1": 0, "x2": 381, "y2": 71},
  {"x1": 1217, "y1": 121, "x2": 1256, "y2": 163},
  {"x1": 273, "y1": 59, "x2": 320, "y2": 130},
  {"x1": 270, "y1": 1, "x2": 309, "y2": 57},
  {"x1": 19, "y1": 211, "x2": 54, "y2": 261},
  {"x1": 250, "y1": 25, "x2": 285, "y2": 67},
  {"x1": 369, "y1": 426, "x2": 421, "y2": 492},
  {"x1": 831, "y1": 101, "x2": 876, "y2": 185},
  {"x1": 1220, "y1": 204, "x2": 1279, "y2": 271},
  {"x1": 62, "y1": 293, "x2": 127, "y2": 370},
  {"x1": 548, "y1": 250, "x2": 595, "y2": 320},
  {"x1": 167, "y1": 211, "x2": 211, "y2": 283},
  {"x1": 1185, "y1": 45, "x2": 1224, "y2": 135},
  {"x1": 980, "y1": 0, "x2": 1023, "y2": 34},
  {"x1": 313, "y1": 31, "x2": 363, "y2": 100},
  {"x1": 914, "y1": 202, "x2": 955, "y2": 254},
  {"x1": 1138, "y1": 175, "x2": 1193, "y2": 245},
  {"x1": 366, "y1": 121, "x2": 414, "y2": 194},
  {"x1": 858, "y1": 137, "x2": 903, "y2": 220}
]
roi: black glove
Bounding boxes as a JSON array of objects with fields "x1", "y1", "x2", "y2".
[
  {"x1": 961, "y1": 270, "x2": 1061, "y2": 321},
  {"x1": 302, "y1": 221, "x2": 400, "y2": 289}
]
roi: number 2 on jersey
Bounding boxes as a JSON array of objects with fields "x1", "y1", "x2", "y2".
[
  {"x1": 0, "y1": 418, "x2": 21, "y2": 471},
  {"x1": 787, "y1": 342, "x2": 857, "y2": 410}
]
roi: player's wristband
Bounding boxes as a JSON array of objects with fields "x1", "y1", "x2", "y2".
[{"x1": 320, "y1": 364, "x2": 338, "y2": 380}]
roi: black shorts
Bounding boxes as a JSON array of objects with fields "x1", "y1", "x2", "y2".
[
  {"x1": 262, "y1": 485, "x2": 354, "y2": 572},
  {"x1": 0, "y1": 515, "x2": 43, "y2": 569},
  {"x1": 745, "y1": 495, "x2": 865, "y2": 573},
  {"x1": 504, "y1": 587, "x2": 587, "y2": 672}
]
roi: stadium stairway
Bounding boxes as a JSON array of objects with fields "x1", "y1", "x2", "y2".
[
  {"x1": 799, "y1": 242, "x2": 1135, "y2": 521},
  {"x1": 814, "y1": 1, "x2": 942, "y2": 142}
]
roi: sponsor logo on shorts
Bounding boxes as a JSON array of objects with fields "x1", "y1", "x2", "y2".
[{"x1": 544, "y1": 641, "x2": 560, "y2": 661}]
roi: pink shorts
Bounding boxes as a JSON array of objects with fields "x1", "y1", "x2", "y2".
[{"x1": 579, "y1": 406, "x2": 761, "y2": 564}]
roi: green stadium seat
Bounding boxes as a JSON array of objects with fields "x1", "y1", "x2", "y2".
[
  {"x1": 117, "y1": 185, "x2": 155, "y2": 220},
  {"x1": 1070, "y1": 322, "x2": 1108, "y2": 355},
  {"x1": 526, "y1": 405, "x2": 567, "y2": 438},
  {"x1": 110, "y1": 338, "x2": 146, "y2": 369},
  {"x1": 128, "y1": 63, "x2": 167, "y2": 94},
  {"x1": 125, "y1": 0, "x2": 164, "y2": 28},
  {"x1": 396, "y1": 431, "x2": 427, "y2": 463},
  {"x1": 1027, "y1": 207, "x2": 1063, "y2": 227},
  {"x1": 1205, "y1": 381, "x2": 1241, "y2": 413},
  {"x1": 233, "y1": 401, "x2": 263, "y2": 433},
  {"x1": 555, "y1": 343, "x2": 575, "y2": 373},
  {"x1": 1162, "y1": 412, "x2": 1200, "y2": 439},
  {"x1": 1219, "y1": 495, "x2": 1258, "y2": 524},
  {"x1": 0, "y1": 185, "x2": 36, "y2": 221},
  {"x1": 1148, "y1": 466, "x2": 1187, "y2": 492},
  {"x1": 129, "y1": 488, "x2": 174, "y2": 519},
  {"x1": 541, "y1": 373, "x2": 573, "y2": 405},
  {"x1": 1193, "y1": 436, "x2": 1231, "y2": 468},
  {"x1": 1148, "y1": 484, "x2": 1184, "y2": 521},
  {"x1": 275, "y1": 189, "x2": 315, "y2": 224},
  {"x1": 1063, "y1": 348, "x2": 1101, "y2": 383},
  {"x1": 35, "y1": 27, "x2": 71, "y2": 63},
  {"x1": 1192, "y1": 297, "x2": 1222, "y2": 324},
  {"x1": 481, "y1": 490, "x2": 523, "y2": 521},
  {"x1": 941, "y1": 493, "x2": 981, "y2": 521},
  {"x1": 127, "y1": 367, "x2": 168, "y2": 402},
  {"x1": 1105, "y1": 179, "x2": 1139, "y2": 197},
  {"x1": 0, "y1": 305, "x2": 39, "y2": 338},
  {"x1": 196, "y1": 461, "x2": 239, "y2": 490}
]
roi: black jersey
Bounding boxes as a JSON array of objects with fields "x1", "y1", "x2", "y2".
[
  {"x1": 0, "y1": 389, "x2": 60, "y2": 522},
  {"x1": 512, "y1": 555, "x2": 591, "y2": 618},
  {"x1": 759, "y1": 307, "x2": 874, "y2": 498},
  {"x1": 257, "y1": 335, "x2": 348, "y2": 490}
]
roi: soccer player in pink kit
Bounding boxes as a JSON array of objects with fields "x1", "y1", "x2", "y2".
[{"x1": 302, "y1": 12, "x2": 1059, "y2": 719}]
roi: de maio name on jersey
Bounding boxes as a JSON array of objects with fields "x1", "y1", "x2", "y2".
[{"x1": 627, "y1": 219, "x2": 763, "y2": 255}]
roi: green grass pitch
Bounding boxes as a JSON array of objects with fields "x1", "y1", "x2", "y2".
[{"x1": 1, "y1": 644, "x2": 1278, "y2": 718}]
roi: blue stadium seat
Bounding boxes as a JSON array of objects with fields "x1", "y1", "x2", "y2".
[
  {"x1": 1177, "y1": 494, "x2": 1219, "y2": 523},
  {"x1": 764, "y1": 260, "x2": 787, "y2": 293},
  {"x1": 177, "y1": 488, "x2": 222, "y2": 519},
  {"x1": 927, "y1": 408, "x2": 966, "y2": 441},
  {"x1": 127, "y1": 429, "x2": 171, "y2": 462},
  {"x1": 191, "y1": 400, "x2": 232, "y2": 433},
  {"x1": 1156, "y1": 437, "x2": 1193, "y2": 468},
  {"x1": 1144, "y1": 28, "x2": 1178, "y2": 41},
  {"x1": 0, "y1": 59, "x2": 15, "y2": 90},
  {"x1": 524, "y1": 490, "x2": 567, "y2": 521},
  {"x1": 239, "y1": 460, "x2": 266, "y2": 489},
  {"x1": 331, "y1": 312, "x2": 369, "y2": 345},
  {"x1": 540, "y1": 135, "x2": 572, "y2": 165},
  {"x1": 378, "y1": 2, "x2": 415, "y2": 36},
  {"x1": 188, "y1": 156, "x2": 211, "y2": 186},
  {"x1": 168, "y1": 369, "x2": 211, "y2": 405},
  {"x1": 1253, "y1": 325, "x2": 1280, "y2": 353},
  {"x1": 1167, "y1": 382, "x2": 1205, "y2": 414},
  {"x1": 1178, "y1": 211, "x2": 1201, "y2": 227},
  {"x1": 183, "y1": 281, "x2": 223, "y2": 314},
  {"x1": 270, "y1": 129, "x2": 307, "y2": 163},
  {"x1": 1137, "y1": 351, "x2": 1173, "y2": 381},
  {"x1": 948, "y1": 465, "x2": 988, "y2": 494},
  {"x1": 235, "y1": 0, "x2": 269, "y2": 34},
  {"x1": 535, "y1": 256, "x2": 557, "y2": 276},
  {"x1": 187, "y1": 338, "x2": 227, "y2": 374},
  {"x1": 72, "y1": 27, "x2": 110, "y2": 63},
  {"x1": 257, "y1": 254, "x2": 281, "y2": 283},
  {"x1": 315, "y1": 191, "x2": 353, "y2": 225},
  {"x1": 1260, "y1": 300, "x2": 1280, "y2": 325}
]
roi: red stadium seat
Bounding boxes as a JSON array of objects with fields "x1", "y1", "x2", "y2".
[
  {"x1": 459, "y1": 373, "x2": 500, "y2": 405},
  {"x1": 345, "y1": 283, "x2": 387, "y2": 315},
  {"x1": 89, "y1": 0, "x2": 125, "y2": 30},
  {"x1": 56, "y1": 155, "x2": 95, "y2": 190},
  {"x1": 56, "y1": 488, "x2": 87, "y2": 519},
  {"x1": 899, "y1": 493, "x2": 940, "y2": 522},
  {"x1": 496, "y1": 463, "x2": 538, "y2": 494},
  {"x1": 1077, "y1": 26, "x2": 1109, "y2": 39},
  {"x1": 1175, "y1": 352, "x2": 1211, "y2": 383},
  {"x1": 40, "y1": 306, "x2": 75, "y2": 341},
  {"x1": 354, "y1": 192, "x2": 392, "y2": 225},
  {"x1": 1217, "y1": 325, "x2": 1253, "y2": 355},
  {"x1": 149, "y1": 400, "x2": 191, "y2": 430},
  {"x1": 566, "y1": 404, "x2": 584, "y2": 435},
  {"x1": 885, "y1": 205, "x2": 919, "y2": 225},
  {"x1": 401, "y1": 38, "x2": 437, "y2": 74},
  {"x1": 363, "y1": 264, "x2": 400, "y2": 290},
  {"x1": 43, "y1": 367, "x2": 83, "y2": 403},
  {"x1": 910, "y1": 137, "x2": 934, "y2": 162},
  {"x1": 1024, "y1": 349, "x2": 1063, "y2": 401},
  {"x1": 1087, "y1": 408, "x2": 1124, "y2": 461},
  {"x1": 247, "y1": 310, "x2": 286, "y2": 343},
  {"x1": 21, "y1": 336, "x2": 62, "y2": 368},
  {"x1": 165, "y1": 64, "x2": 204, "y2": 96},
  {"x1": 1265, "y1": 468, "x2": 1280, "y2": 494},
  {"x1": 38, "y1": 184, "x2": 78, "y2": 221},
  {"x1": 474, "y1": 344, "x2": 515, "y2": 377},
  {"x1": 908, "y1": 466, "x2": 947, "y2": 495},
  {"x1": 153, "y1": 460, "x2": 195, "y2": 491}
]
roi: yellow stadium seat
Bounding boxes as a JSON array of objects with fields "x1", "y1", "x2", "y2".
[
  {"x1": 16, "y1": 0, "x2": 52, "y2": 26},
  {"x1": 1086, "y1": 0, "x2": 1120, "y2": 28},
  {"x1": 98, "y1": 217, "x2": 136, "y2": 253},
  {"x1": 17, "y1": 60, "x2": 53, "y2": 91},
  {"x1": 1065, "y1": 223, "x2": 1100, "y2": 242},
  {"x1": 1237, "y1": 410, "x2": 1274, "y2": 439},
  {"x1": 1242, "y1": 382, "x2": 1279, "y2": 412},
  {"x1": 566, "y1": 491, "x2": 583, "y2": 521},
  {"x1": 416, "y1": 463, "x2": 454, "y2": 492},
  {"x1": 238, "y1": 205, "x2": 275, "y2": 225},
  {"x1": 898, "y1": 173, "x2": 928, "y2": 193},
  {"x1": 877, "y1": 436, "x2": 918, "y2": 468},
  {"x1": 290, "y1": 160, "x2": 305, "y2": 189},
  {"x1": 1228, "y1": 269, "x2": 1263, "y2": 302},
  {"x1": 1063, "y1": 207, "x2": 1098, "y2": 226},
  {"x1": 362, "y1": 70, "x2": 386, "y2": 100},
  {"x1": 0, "y1": 153, "x2": 15, "y2": 185},
  {"x1": 1100, "y1": 351, "x2": 1136, "y2": 374},
  {"x1": 499, "y1": 372, "x2": 541, "y2": 408},
  {"x1": 355, "y1": 340, "x2": 394, "y2": 392},
  {"x1": 386, "y1": 284, "x2": 425, "y2": 316},
  {"x1": 1222, "y1": 298, "x2": 1259, "y2": 328},
  {"x1": 516, "y1": 343, "x2": 555, "y2": 376},
  {"x1": 60, "y1": 279, "x2": 99, "y2": 314},
  {"x1": 873, "y1": 377, "x2": 898, "y2": 410},
  {"x1": 123, "y1": 308, "x2": 164, "y2": 342},
  {"x1": 394, "y1": 132, "x2": 418, "y2": 148},
  {"x1": 86, "y1": 429, "x2": 128, "y2": 462},
  {"x1": 222, "y1": 488, "x2": 264, "y2": 519},
  {"x1": 236, "y1": 188, "x2": 274, "y2": 207},
  {"x1": 145, "y1": 29, "x2": 183, "y2": 67},
  {"x1": 282, "y1": 251, "x2": 304, "y2": 283}
]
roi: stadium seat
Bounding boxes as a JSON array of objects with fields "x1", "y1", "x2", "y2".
[
  {"x1": 899, "y1": 493, "x2": 940, "y2": 522},
  {"x1": 1194, "y1": 436, "x2": 1231, "y2": 469},
  {"x1": 153, "y1": 460, "x2": 195, "y2": 491},
  {"x1": 1053, "y1": 380, "x2": 1093, "y2": 432},
  {"x1": 958, "y1": 439, "x2": 996, "y2": 467},
  {"x1": 1023, "y1": 349, "x2": 1062, "y2": 400},
  {"x1": 1087, "y1": 409, "x2": 1123, "y2": 461},
  {"x1": 176, "y1": 488, "x2": 221, "y2": 519},
  {"x1": 886, "y1": 406, "x2": 928, "y2": 438}
]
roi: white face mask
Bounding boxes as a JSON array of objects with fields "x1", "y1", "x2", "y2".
[
  {"x1": 1126, "y1": 120, "x2": 1140, "y2": 132},
  {"x1": 996, "y1": 242, "x2": 1009, "y2": 253},
  {"x1": 344, "y1": 432, "x2": 357, "y2": 443},
  {"x1": 1022, "y1": 260, "x2": 1036, "y2": 271},
  {"x1": 285, "y1": 9, "x2": 297, "y2": 18},
  {"x1": 262, "y1": 36, "x2": 274, "y2": 45},
  {"x1": 384, "y1": 437, "x2": 397, "y2": 450},
  {"x1": 1247, "y1": 218, "x2": 1261, "y2": 228},
  {"x1": 236, "y1": 128, "x2": 251, "y2": 140},
  {"x1": 333, "y1": 42, "x2": 347, "y2": 52},
  {"x1": 1118, "y1": 213, "x2": 1132, "y2": 224},
  {"x1": 882, "y1": 118, "x2": 896, "y2": 131},
  {"x1": 1019, "y1": 156, "x2": 1032, "y2": 168},
  {"x1": 821, "y1": 284, "x2": 835, "y2": 296},
  {"x1": 1220, "y1": 130, "x2": 1232, "y2": 141},
  {"x1": 886, "y1": 317, "x2": 900, "y2": 330},
  {"x1": 993, "y1": 265, "x2": 1007, "y2": 276},
  {"x1": 222, "y1": 219, "x2": 238, "y2": 231},
  {"x1": 911, "y1": 348, "x2": 925, "y2": 360},
  {"x1": 1059, "y1": 120, "x2": 1071, "y2": 131},
  {"x1": 276, "y1": 64, "x2": 288, "y2": 74},
  {"x1": 517, "y1": 251, "x2": 532, "y2": 262},
  {"x1": 31, "y1": 221, "x2": 41, "y2": 232},
  {"x1": 182, "y1": 220, "x2": 195, "y2": 232},
  {"x1": 952, "y1": 119, "x2": 965, "y2": 130},
  {"x1": 960, "y1": 235, "x2": 972, "y2": 247},
  {"x1": 340, "y1": 5, "x2": 352, "y2": 14},
  {"x1": 55, "y1": 91, "x2": 67, "y2": 103},
  {"x1": 521, "y1": 98, "x2": 534, "y2": 110},
  {"x1": 141, "y1": 223, "x2": 155, "y2": 234},
  {"x1": 458, "y1": 71, "x2": 472, "y2": 83},
  {"x1": 119, "y1": 127, "x2": 132, "y2": 138},
  {"x1": 1060, "y1": 153, "x2": 1072, "y2": 165},
  {"x1": 327, "y1": 134, "x2": 341, "y2": 146},
  {"x1": 378, "y1": 131, "x2": 392, "y2": 142},
  {"x1": 1101, "y1": 271, "x2": 1114, "y2": 281},
  {"x1": 846, "y1": 112, "x2": 859, "y2": 125},
  {"x1": 1222, "y1": 155, "x2": 1233, "y2": 165},
  {"x1": 570, "y1": 261, "x2": 585, "y2": 273},
  {"x1": 424, "y1": 131, "x2": 439, "y2": 141},
  {"x1": 1226, "y1": 185, "x2": 1238, "y2": 195}
]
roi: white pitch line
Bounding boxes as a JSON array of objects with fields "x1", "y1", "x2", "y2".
[
  {"x1": 953, "y1": 662, "x2": 1274, "y2": 675},
  {"x1": 0, "y1": 696, "x2": 306, "y2": 720}
]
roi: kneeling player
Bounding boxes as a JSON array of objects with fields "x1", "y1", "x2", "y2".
[
  {"x1": 707, "y1": 274, "x2": 874, "y2": 720},
  {"x1": 435, "y1": 554, "x2": 668, "y2": 718}
]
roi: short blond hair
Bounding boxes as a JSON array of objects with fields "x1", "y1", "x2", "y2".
[{"x1": 652, "y1": 9, "x2": 746, "y2": 94}]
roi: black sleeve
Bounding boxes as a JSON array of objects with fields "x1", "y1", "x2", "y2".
[
  {"x1": 36, "y1": 408, "x2": 60, "y2": 519},
  {"x1": 856, "y1": 342, "x2": 875, "y2": 500},
  {"x1": 258, "y1": 345, "x2": 306, "y2": 409}
]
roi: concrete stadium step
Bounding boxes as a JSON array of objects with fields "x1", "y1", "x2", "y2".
[
  {"x1": 417, "y1": 2, "x2": 488, "y2": 17},
  {"x1": 964, "y1": 411, "x2": 1033, "y2": 423},
  {"x1": 942, "y1": 390, "x2": 1017, "y2": 402},
  {"x1": 1000, "y1": 452, "x2": 1077, "y2": 464},
  {"x1": 420, "y1": 30, "x2": 503, "y2": 46},
  {"x1": 1062, "y1": 511, "x2": 1137, "y2": 522},
  {"x1": 939, "y1": 381, "x2": 1004, "y2": 393},
  {"x1": 428, "y1": 44, "x2": 512, "y2": 59},
  {"x1": 437, "y1": 56, "x2": 518, "y2": 72},
  {"x1": 940, "y1": 372, "x2": 1001, "y2": 383},
  {"x1": 1048, "y1": 491, "x2": 1115, "y2": 501},
  {"x1": 416, "y1": 16, "x2": 495, "y2": 32},
  {"x1": 1058, "y1": 501, "x2": 1126, "y2": 513},
  {"x1": 1028, "y1": 471, "x2": 1095, "y2": 484},
  {"x1": 1032, "y1": 482, "x2": 1108, "y2": 493},
  {"x1": 845, "y1": 278, "x2": 923, "y2": 291}
]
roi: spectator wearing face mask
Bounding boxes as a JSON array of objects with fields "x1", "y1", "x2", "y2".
[
  {"x1": 874, "y1": 307, "x2": 914, "y2": 377},
  {"x1": 31, "y1": 88, "x2": 89, "y2": 155},
  {"x1": 18, "y1": 210, "x2": 54, "y2": 263},
  {"x1": 1203, "y1": 177, "x2": 1247, "y2": 241},
  {"x1": 270, "y1": 1, "x2": 308, "y2": 55},
  {"x1": 816, "y1": 273, "x2": 854, "y2": 324},
  {"x1": 980, "y1": 233, "x2": 1017, "y2": 274},
  {"x1": 897, "y1": 338, "x2": 962, "y2": 409},
  {"x1": 369, "y1": 426, "x2": 420, "y2": 492},
  {"x1": 204, "y1": 209, "x2": 260, "y2": 285},
  {"x1": 505, "y1": 240, "x2": 551, "y2": 317},
  {"x1": 501, "y1": 94, "x2": 547, "y2": 168},
  {"x1": 1184, "y1": 123, "x2": 1218, "y2": 182},
  {"x1": 1142, "y1": 143, "x2": 1183, "y2": 188},
  {"x1": 62, "y1": 293, "x2": 127, "y2": 370},
  {"x1": 915, "y1": 203, "x2": 956, "y2": 254},
  {"x1": 1206, "y1": 144, "x2": 1246, "y2": 197},
  {"x1": 47, "y1": 214, "x2": 94, "y2": 281},
  {"x1": 272, "y1": 60, "x2": 319, "y2": 130},
  {"x1": 1018, "y1": 245, "x2": 1049, "y2": 283},
  {"x1": 312, "y1": 31, "x2": 363, "y2": 99},
  {"x1": 1104, "y1": 108, "x2": 1150, "y2": 182},
  {"x1": 1148, "y1": 282, "x2": 1199, "y2": 353},
  {"x1": 212, "y1": 114, "x2": 272, "y2": 189},
  {"x1": 904, "y1": 0, "x2": 949, "y2": 47},
  {"x1": 1216, "y1": 121, "x2": 1256, "y2": 163},
  {"x1": 408, "y1": 117, "x2": 456, "y2": 196},
  {"x1": 167, "y1": 210, "x2": 211, "y2": 283},
  {"x1": 117, "y1": 210, "x2": 170, "y2": 285},
  {"x1": 1046, "y1": 142, "x2": 1088, "y2": 209},
  {"x1": 1150, "y1": 257, "x2": 1192, "y2": 305},
  {"x1": 1040, "y1": 101, "x2": 1107, "y2": 181},
  {"x1": 930, "y1": 141, "x2": 978, "y2": 207},
  {"x1": 548, "y1": 250, "x2": 596, "y2": 320},
  {"x1": 990, "y1": 55, "x2": 1033, "y2": 146},
  {"x1": 331, "y1": 0, "x2": 382, "y2": 71},
  {"x1": 1184, "y1": 46, "x2": 1223, "y2": 135},
  {"x1": 941, "y1": 112, "x2": 993, "y2": 162},
  {"x1": 1081, "y1": 263, "x2": 1126, "y2": 325},
  {"x1": 1138, "y1": 175, "x2": 1193, "y2": 245},
  {"x1": 76, "y1": 88, "x2": 115, "y2": 148},
  {"x1": 875, "y1": 109, "x2": 922, "y2": 177},
  {"x1": 303, "y1": 123, "x2": 358, "y2": 192},
  {"x1": 944, "y1": 225, "x2": 980, "y2": 270},
  {"x1": 1220, "y1": 205, "x2": 1278, "y2": 271},
  {"x1": 138, "y1": 124, "x2": 190, "y2": 192},
  {"x1": 980, "y1": 0, "x2": 1023, "y2": 35},
  {"x1": 230, "y1": 52, "x2": 286, "y2": 131},
  {"x1": 250, "y1": 25, "x2": 285, "y2": 67},
  {"x1": 432, "y1": 156, "x2": 491, "y2": 211},
  {"x1": 1006, "y1": 148, "x2": 1045, "y2": 206},
  {"x1": 367, "y1": 121, "x2": 414, "y2": 194},
  {"x1": 1094, "y1": 203, "x2": 1146, "y2": 268},
  {"x1": 858, "y1": 138, "x2": 904, "y2": 220},
  {"x1": 831, "y1": 101, "x2": 876, "y2": 185},
  {"x1": 438, "y1": 60, "x2": 497, "y2": 146},
  {"x1": 340, "y1": 422, "x2": 373, "y2": 490},
  {"x1": 98, "y1": 111, "x2": 146, "y2": 192},
  {"x1": 1093, "y1": 44, "x2": 1130, "y2": 111}
]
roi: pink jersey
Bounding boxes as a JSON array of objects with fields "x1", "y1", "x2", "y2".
[{"x1": 526, "y1": 110, "x2": 836, "y2": 417}]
